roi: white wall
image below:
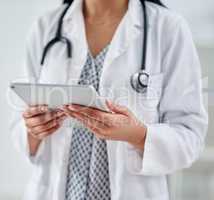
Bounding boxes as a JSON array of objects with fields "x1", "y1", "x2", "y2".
[
  {"x1": 0, "y1": 0, "x2": 213, "y2": 199},
  {"x1": 167, "y1": 0, "x2": 214, "y2": 46}
]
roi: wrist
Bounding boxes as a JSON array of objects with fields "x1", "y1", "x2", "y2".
[
  {"x1": 129, "y1": 124, "x2": 147, "y2": 150},
  {"x1": 28, "y1": 132, "x2": 42, "y2": 156}
]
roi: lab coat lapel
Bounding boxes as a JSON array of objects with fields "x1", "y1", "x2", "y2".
[
  {"x1": 104, "y1": 0, "x2": 144, "y2": 68},
  {"x1": 100, "y1": 0, "x2": 145, "y2": 92},
  {"x1": 63, "y1": 0, "x2": 88, "y2": 85}
]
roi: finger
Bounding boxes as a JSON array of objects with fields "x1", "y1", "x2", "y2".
[
  {"x1": 62, "y1": 107, "x2": 77, "y2": 118},
  {"x1": 36, "y1": 124, "x2": 61, "y2": 140},
  {"x1": 93, "y1": 129, "x2": 122, "y2": 141},
  {"x1": 70, "y1": 112, "x2": 114, "y2": 140},
  {"x1": 65, "y1": 105, "x2": 113, "y2": 125},
  {"x1": 23, "y1": 105, "x2": 48, "y2": 118},
  {"x1": 25, "y1": 112, "x2": 55, "y2": 128},
  {"x1": 106, "y1": 100, "x2": 131, "y2": 116},
  {"x1": 87, "y1": 124, "x2": 111, "y2": 138},
  {"x1": 28, "y1": 115, "x2": 66, "y2": 135},
  {"x1": 69, "y1": 105, "x2": 101, "y2": 117},
  {"x1": 66, "y1": 104, "x2": 104, "y2": 116},
  {"x1": 72, "y1": 111, "x2": 109, "y2": 130},
  {"x1": 25, "y1": 111, "x2": 62, "y2": 128},
  {"x1": 28, "y1": 131, "x2": 40, "y2": 140},
  {"x1": 65, "y1": 104, "x2": 86, "y2": 111},
  {"x1": 63, "y1": 107, "x2": 110, "y2": 129},
  {"x1": 87, "y1": 124, "x2": 116, "y2": 140},
  {"x1": 80, "y1": 118, "x2": 110, "y2": 140}
]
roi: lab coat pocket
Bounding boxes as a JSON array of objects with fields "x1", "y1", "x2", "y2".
[
  {"x1": 122, "y1": 73, "x2": 164, "y2": 177},
  {"x1": 39, "y1": 57, "x2": 72, "y2": 84},
  {"x1": 128, "y1": 72, "x2": 164, "y2": 124}
]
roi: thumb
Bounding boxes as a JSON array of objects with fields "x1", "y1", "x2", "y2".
[{"x1": 106, "y1": 100, "x2": 131, "y2": 116}]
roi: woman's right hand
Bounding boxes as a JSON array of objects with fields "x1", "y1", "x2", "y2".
[{"x1": 23, "y1": 105, "x2": 66, "y2": 156}]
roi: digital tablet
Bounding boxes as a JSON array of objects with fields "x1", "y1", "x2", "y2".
[{"x1": 10, "y1": 82, "x2": 110, "y2": 112}]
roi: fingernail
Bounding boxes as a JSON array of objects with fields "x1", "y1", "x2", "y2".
[
  {"x1": 68, "y1": 105, "x2": 73, "y2": 108},
  {"x1": 106, "y1": 99, "x2": 111, "y2": 105},
  {"x1": 63, "y1": 105, "x2": 68, "y2": 109},
  {"x1": 68, "y1": 105, "x2": 77, "y2": 111},
  {"x1": 40, "y1": 106, "x2": 48, "y2": 112},
  {"x1": 57, "y1": 111, "x2": 64, "y2": 117}
]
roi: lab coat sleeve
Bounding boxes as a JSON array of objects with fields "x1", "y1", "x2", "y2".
[
  {"x1": 10, "y1": 18, "x2": 49, "y2": 165},
  {"x1": 126, "y1": 17, "x2": 208, "y2": 175}
]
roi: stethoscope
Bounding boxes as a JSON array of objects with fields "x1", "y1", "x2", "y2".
[{"x1": 41, "y1": 0, "x2": 149, "y2": 93}]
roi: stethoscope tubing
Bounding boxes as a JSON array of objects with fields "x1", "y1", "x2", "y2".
[{"x1": 40, "y1": 1, "x2": 149, "y2": 93}]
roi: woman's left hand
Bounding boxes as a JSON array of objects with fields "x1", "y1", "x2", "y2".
[{"x1": 62, "y1": 101, "x2": 147, "y2": 150}]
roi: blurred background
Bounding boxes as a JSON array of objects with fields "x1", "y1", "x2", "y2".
[{"x1": 0, "y1": 0, "x2": 213, "y2": 199}]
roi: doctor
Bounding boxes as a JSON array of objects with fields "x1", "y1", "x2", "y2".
[{"x1": 11, "y1": 0, "x2": 208, "y2": 199}]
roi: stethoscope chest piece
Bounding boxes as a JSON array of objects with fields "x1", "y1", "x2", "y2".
[{"x1": 130, "y1": 70, "x2": 149, "y2": 93}]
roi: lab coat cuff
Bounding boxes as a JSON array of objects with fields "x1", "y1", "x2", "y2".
[{"x1": 125, "y1": 124, "x2": 160, "y2": 176}]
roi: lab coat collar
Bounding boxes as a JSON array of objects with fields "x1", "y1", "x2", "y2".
[
  {"x1": 129, "y1": 0, "x2": 146, "y2": 28},
  {"x1": 64, "y1": 0, "x2": 83, "y2": 21},
  {"x1": 103, "y1": 0, "x2": 151, "y2": 68}
]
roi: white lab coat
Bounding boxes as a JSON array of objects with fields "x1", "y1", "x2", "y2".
[{"x1": 11, "y1": 0, "x2": 208, "y2": 199}]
